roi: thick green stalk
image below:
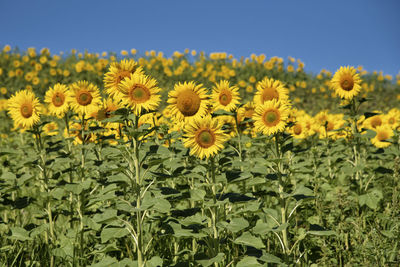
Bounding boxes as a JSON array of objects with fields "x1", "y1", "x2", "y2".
[
  {"x1": 133, "y1": 135, "x2": 144, "y2": 267},
  {"x1": 34, "y1": 127, "x2": 54, "y2": 267},
  {"x1": 275, "y1": 133, "x2": 289, "y2": 254},
  {"x1": 209, "y1": 157, "x2": 219, "y2": 267}
]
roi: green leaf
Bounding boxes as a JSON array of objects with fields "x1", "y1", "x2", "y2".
[
  {"x1": 236, "y1": 256, "x2": 262, "y2": 267},
  {"x1": 169, "y1": 222, "x2": 206, "y2": 238},
  {"x1": 1, "y1": 171, "x2": 16, "y2": 181},
  {"x1": 259, "y1": 253, "x2": 283, "y2": 264},
  {"x1": 50, "y1": 188, "x2": 66, "y2": 200},
  {"x1": 358, "y1": 189, "x2": 383, "y2": 209},
  {"x1": 307, "y1": 230, "x2": 336, "y2": 236},
  {"x1": 197, "y1": 253, "x2": 224, "y2": 267},
  {"x1": 89, "y1": 256, "x2": 118, "y2": 267},
  {"x1": 225, "y1": 217, "x2": 249, "y2": 233},
  {"x1": 190, "y1": 189, "x2": 206, "y2": 201},
  {"x1": 101, "y1": 227, "x2": 129, "y2": 243},
  {"x1": 272, "y1": 223, "x2": 289, "y2": 233},
  {"x1": 252, "y1": 220, "x2": 272, "y2": 236},
  {"x1": 153, "y1": 198, "x2": 171, "y2": 213},
  {"x1": 93, "y1": 210, "x2": 118, "y2": 224},
  {"x1": 147, "y1": 256, "x2": 163, "y2": 267},
  {"x1": 9, "y1": 227, "x2": 32, "y2": 241},
  {"x1": 234, "y1": 232, "x2": 265, "y2": 249}
]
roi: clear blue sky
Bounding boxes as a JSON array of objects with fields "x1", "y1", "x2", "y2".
[{"x1": 1, "y1": 0, "x2": 399, "y2": 76}]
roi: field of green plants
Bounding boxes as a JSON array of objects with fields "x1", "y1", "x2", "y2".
[{"x1": 0, "y1": 45, "x2": 399, "y2": 266}]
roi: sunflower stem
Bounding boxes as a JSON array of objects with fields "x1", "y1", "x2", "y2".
[
  {"x1": 77, "y1": 114, "x2": 87, "y2": 266},
  {"x1": 275, "y1": 133, "x2": 289, "y2": 255},
  {"x1": 131, "y1": 115, "x2": 144, "y2": 267},
  {"x1": 209, "y1": 156, "x2": 219, "y2": 266},
  {"x1": 33, "y1": 125, "x2": 54, "y2": 267}
]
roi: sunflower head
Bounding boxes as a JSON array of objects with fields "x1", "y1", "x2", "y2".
[
  {"x1": 167, "y1": 81, "x2": 210, "y2": 122},
  {"x1": 237, "y1": 101, "x2": 256, "y2": 123},
  {"x1": 371, "y1": 125, "x2": 393, "y2": 148},
  {"x1": 43, "y1": 121, "x2": 59, "y2": 136},
  {"x1": 254, "y1": 78, "x2": 289, "y2": 105},
  {"x1": 183, "y1": 115, "x2": 229, "y2": 159},
  {"x1": 91, "y1": 98, "x2": 122, "y2": 121},
  {"x1": 104, "y1": 59, "x2": 144, "y2": 98},
  {"x1": 216, "y1": 115, "x2": 237, "y2": 138},
  {"x1": 68, "y1": 80, "x2": 102, "y2": 116},
  {"x1": 211, "y1": 80, "x2": 241, "y2": 112},
  {"x1": 331, "y1": 66, "x2": 362, "y2": 100},
  {"x1": 253, "y1": 100, "x2": 291, "y2": 136},
  {"x1": 362, "y1": 113, "x2": 383, "y2": 130},
  {"x1": 44, "y1": 83, "x2": 70, "y2": 118},
  {"x1": 7, "y1": 89, "x2": 41, "y2": 129},
  {"x1": 117, "y1": 72, "x2": 161, "y2": 115},
  {"x1": 290, "y1": 119, "x2": 309, "y2": 139}
]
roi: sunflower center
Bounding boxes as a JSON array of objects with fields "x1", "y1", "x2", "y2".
[
  {"x1": 116, "y1": 70, "x2": 131, "y2": 84},
  {"x1": 370, "y1": 117, "x2": 382, "y2": 128},
  {"x1": 176, "y1": 89, "x2": 201, "y2": 116},
  {"x1": 263, "y1": 109, "x2": 280, "y2": 126},
  {"x1": 20, "y1": 103, "x2": 33, "y2": 118},
  {"x1": 340, "y1": 77, "x2": 354, "y2": 91},
  {"x1": 219, "y1": 90, "x2": 232, "y2": 106},
  {"x1": 326, "y1": 121, "x2": 334, "y2": 131},
  {"x1": 262, "y1": 87, "x2": 279, "y2": 102},
  {"x1": 293, "y1": 124, "x2": 302, "y2": 135},
  {"x1": 52, "y1": 92, "x2": 65, "y2": 107},
  {"x1": 128, "y1": 84, "x2": 151, "y2": 103},
  {"x1": 377, "y1": 131, "x2": 389, "y2": 141},
  {"x1": 196, "y1": 129, "x2": 215, "y2": 148},
  {"x1": 76, "y1": 90, "x2": 93, "y2": 106}
]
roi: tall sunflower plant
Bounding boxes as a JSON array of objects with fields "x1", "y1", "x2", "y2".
[{"x1": 100, "y1": 65, "x2": 167, "y2": 267}]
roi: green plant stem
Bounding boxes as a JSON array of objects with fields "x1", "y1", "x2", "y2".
[
  {"x1": 131, "y1": 115, "x2": 144, "y2": 267},
  {"x1": 275, "y1": 133, "x2": 289, "y2": 255},
  {"x1": 209, "y1": 156, "x2": 219, "y2": 267},
  {"x1": 78, "y1": 114, "x2": 87, "y2": 266},
  {"x1": 134, "y1": 136, "x2": 144, "y2": 267},
  {"x1": 34, "y1": 126, "x2": 55, "y2": 267}
]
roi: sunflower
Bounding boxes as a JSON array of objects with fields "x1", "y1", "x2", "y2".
[
  {"x1": 91, "y1": 98, "x2": 122, "y2": 121},
  {"x1": 211, "y1": 80, "x2": 241, "y2": 112},
  {"x1": 117, "y1": 72, "x2": 161, "y2": 115},
  {"x1": 289, "y1": 119, "x2": 308, "y2": 139},
  {"x1": 253, "y1": 77, "x2": 289, "y2": 105},
  {"x1": 363, "y1": 113, "x2": 383, "y2": 130},
  {"x1": 44, "y1": 83, "x2": 70, "y2": 118},
  {"x1": 104, "y1": 59, "x2": 143, "y2": 98},
  {"x1": 237, "y1": 101, "x2": 256, "y2": 123},
  {"x1": 253, "y1": 100, "x2": 290, "y2": 136},
  {"x1": 68, "y1": 80, "x2": 102, "y2": 116},
  {"x1": 64, "y1": 121, "x2": 96, "y2": 145},
  {"x1": 167, "y1": 81, "x2": 210, "y2": 122},
  {"x1": 183, "y1": 115, "x2": 229, "y2": 159},
  {"x1": 384, "y1": 109, "x2": 400, "y2": 130},
  {"x1": 330, "y1": 66, "x2": 362, "y2": 100},
  {"x1": 371, "y1": 125, "x2": 393, "y2": 148},
  {"x1": 7, "y1": 90, "x2": 41, "y2": 129},
  {"x1": 216, "y1": 115, "x2": 237, "y2": 137},
  {"x1": 43, "y1": 121, "x2": 59, "y2": 136},
  {"x1": 313, "y1": 112, "x2": 344, "y2": 139}
]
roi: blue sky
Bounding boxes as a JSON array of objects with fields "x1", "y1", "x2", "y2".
[{"x1": 1, "y1": 0, "x2": 399, "y2": 76}]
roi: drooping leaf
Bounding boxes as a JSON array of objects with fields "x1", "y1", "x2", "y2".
[
  {"x1": 101, "y1": 227, "x2": 129, "y2": 243},
  {"x1": 234, "y1": 232, "x2": 265, "y2": 249}
]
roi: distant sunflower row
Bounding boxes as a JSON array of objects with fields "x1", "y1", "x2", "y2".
[{"x1": 5, "y1": 59, "x2": 400, "y2": 158}]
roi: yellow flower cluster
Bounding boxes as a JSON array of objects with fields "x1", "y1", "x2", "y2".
[{"x1": 1, "y1": 47, "x2": 399, "y2": 153}]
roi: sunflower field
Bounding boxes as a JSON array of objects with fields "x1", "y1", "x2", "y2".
[{"x1": 0, "y1": 45, "x2": 399, "y2": 266}]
